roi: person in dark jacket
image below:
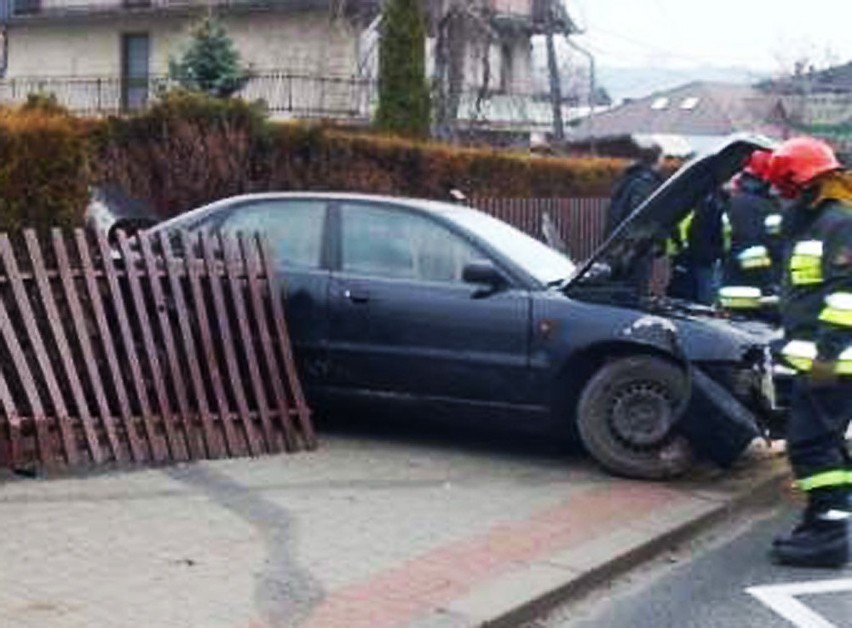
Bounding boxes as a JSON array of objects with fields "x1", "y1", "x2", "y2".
[
  {"x1": 690, "y1": 187, "x2": 729, "y2": 304},
  {"x1": 766, "y1": 137, "x2": 851, "y2": 569},
  {"x1": 606, "y1": 144, "x2": 665, "y2": 236},
  {"x1": 606, "y1": 143, "x2": 665, "y2": 294},
  {"x1": 718, "y1": 150, "x2": 782, "y2": 315},
  {"x1": 665, "y1": 188, "x2": 728, "y2": 304}
]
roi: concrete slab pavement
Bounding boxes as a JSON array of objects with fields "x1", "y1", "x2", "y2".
[{"x1": 0, "y1": 428, "x2": 790, "y2": 628}]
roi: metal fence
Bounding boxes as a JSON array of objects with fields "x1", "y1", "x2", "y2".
[
  {"x1": 473, "y1": 197, "x2": 609, "y2": 260},
  {"x1": 0, "y1": 73, "x2": 376, "y2": 119},
  {"x1": 0, "y1": 228, "x2": 314, "y2": 471},
  {"x1": 0, "y1": 72, "x2": 553, "y2": 131}
]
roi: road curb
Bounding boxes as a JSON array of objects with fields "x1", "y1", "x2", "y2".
[{"x1": 455, "y1": 457, "x2": 791, "y2": 627}]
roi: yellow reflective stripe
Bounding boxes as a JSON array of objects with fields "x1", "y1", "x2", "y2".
[
  {"x1": 781, "y1": 340, "x2": 817, "y2": 372},
  {"x1": 720, "y1": 297, "x2": 762, "y2": 309},
  {"x1": 765, "y1": 214, "x2": 782, "y2": 235},
  {"x1": 819, "y1": 292, "x2": 852, "y2": 327},
  {"x1": 739, "y1": 246, "x2": 772, "y2": 269},
  {"x1": 835, "y1": 360, "x2": 852, "y2": 375},
  {"x1": 678, "y1": 213, "x2": 694, "y2": 244},
  {"x1": 718, "y1": 286, "x2": 762, "y2": 309},
  {"x1": 820, "y1": 307, "x2": 852, "y2": 327},
  {"x1": 797, "y1": 470, "x2": 851, "y2": 491},
  {"x1": 789, "y1": 240, "x2": 824, "y2": 284},
  {"x1": 790, "y1": 266, "x2": 823, "y2": 285},
  {"x1": 793, "y1": 240, "x2": 824, "y2": 257},
  {"x1": 741, "y1": 257, "x2": 772, "y2": 269}
]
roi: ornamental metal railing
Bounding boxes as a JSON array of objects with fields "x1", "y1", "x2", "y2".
[{"x1": 0, "y1": 71, "x2": 555, "y2": 131}]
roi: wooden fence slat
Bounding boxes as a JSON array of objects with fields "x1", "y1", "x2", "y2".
[
  {"x1": 0, "y1": 279, "x2": 55, "y2": 467},
  {"x1": 53, "y1": 230, "x2": 125, "y2": 462},
  {"x1": 116, "y1": 232, "x2": 189, "y2": 462},
  {"x1": 160, "y1": 232, "x2": 225, "y2": 459},
  {"x1": 183, "y1": 232, "x2": 245, "y2": 457},
  {"x1": 138, "y1": 233, "x2": 206, "y2": 460},
  {"x1": 94, "y1": 230, "x2": 166, "y2": 462},
  {"x1": 240, "y1": 233, "x2": 294, "y2": 452},
  {"x1": 0, "y1": 365, "x2": 23, "y2": 469},
  {"x1": 79, "y1": 230, "x2": 145, "y2": 462},
  {"x1": 224, "y1": 235, "x2": 279, "y2": 453},
  {"x1": 201, "y1": 232, "x2": 264, "y2": 456},
  {"x1": 24, "y1": 230, "x2": 104, "y2": 464},
  {"x1": 258, "y1": 237, "x2": 315, "y2": 450},
  {"x1": 0, "y1": 234, "x2": 78, "y2": 466}
]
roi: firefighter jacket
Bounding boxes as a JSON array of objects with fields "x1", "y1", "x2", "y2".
[
  {"x1": 718, "y1": 174, "x2": 782, "y2": 311},
  {"x1": 779, "y1": 173, "x2": 852, "y2": 374}
]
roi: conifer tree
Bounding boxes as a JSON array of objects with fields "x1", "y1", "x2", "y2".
[
  {"x1": 169, "y1": 16, "x2": 249, "y2": 98},
  {"x1": 374, "y1": 0, "x2": 431, "y2": 138}
]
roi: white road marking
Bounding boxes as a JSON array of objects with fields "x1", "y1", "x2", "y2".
[{"x1": 746, "y1": 578, "x2": 852, "y2": 628}]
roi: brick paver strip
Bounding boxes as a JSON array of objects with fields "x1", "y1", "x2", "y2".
[{"x1": 302, "y1": 482, "x2": 681, "y2": 628}]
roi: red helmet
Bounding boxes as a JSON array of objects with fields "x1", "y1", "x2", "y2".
[
  {"x1": 767, "y1": 137, "x2": 841, "y2": 198},
  {"x1": 743, "y1": 149, "x2": 771, "y2": 180}
]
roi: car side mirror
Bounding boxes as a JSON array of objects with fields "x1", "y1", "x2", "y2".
[{"x1": 462, "y1": 260, "x2": 507, "y2": 290}]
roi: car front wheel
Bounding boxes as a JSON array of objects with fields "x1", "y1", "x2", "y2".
[{"x1": 576, "y1": 355, "x2": 693, "y2": 480}]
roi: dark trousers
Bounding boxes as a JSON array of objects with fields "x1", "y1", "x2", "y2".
[{"x1": 788, "y1": 378, "x2": 852, "y2": 485}]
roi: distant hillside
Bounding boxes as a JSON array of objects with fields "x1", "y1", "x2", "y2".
[
  {"x1": 598, "y1": 66, "x2": 770, "y2": 104},
  {"x1": 531, "y1": 54, "x2": 771, "y2": 104}
]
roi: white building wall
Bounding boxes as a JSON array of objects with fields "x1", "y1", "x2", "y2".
[{"x1": 5, "y1": 11, "x2": 360, "y2": 78}]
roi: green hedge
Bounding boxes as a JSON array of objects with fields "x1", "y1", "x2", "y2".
[
  {"x1": 0, "y1": 107, "x2": 89, "y2": 232},
  {"x1": 91, "y1": 92, "x2": 623, "y2": 219},
  {"x1": 0, "y1": 92, "x2": 624, "y2": 227}
]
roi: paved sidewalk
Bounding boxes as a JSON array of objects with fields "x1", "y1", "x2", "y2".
[{"x1": 0, "y1": 426, "x2": 788, "y2": 628}]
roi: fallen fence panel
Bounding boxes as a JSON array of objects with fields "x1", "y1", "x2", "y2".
[{"x1": 0, "y1": 228, "x2": 314, "y2": 470}]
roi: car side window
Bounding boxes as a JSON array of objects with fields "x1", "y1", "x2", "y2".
[
  {"x1": 340, "y1": 203, "x2": 480, "y2": 283},
  {"x1": 219, "y1": 200, "x2": 326, "y2": 269}
]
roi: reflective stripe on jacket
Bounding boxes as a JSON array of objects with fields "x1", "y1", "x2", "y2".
[{"x1": 780, "y1": 185, "x2": 852, "y2": 368}]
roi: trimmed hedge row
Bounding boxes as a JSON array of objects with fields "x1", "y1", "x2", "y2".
[
  {"x1": 0, "y1": 106, "x2": 89, "y2": 232},
  {"x1": 2, "y1": 92, "x2": 625, "y2": 226}
]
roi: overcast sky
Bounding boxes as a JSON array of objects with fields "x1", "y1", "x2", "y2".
[{"x1": 568, "y1": 0, "x2": 852, "y2": 72}]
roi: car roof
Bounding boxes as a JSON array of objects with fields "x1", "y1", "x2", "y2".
[{"x1": 156, "y1": 192, "x2": 476, "y2": 229}]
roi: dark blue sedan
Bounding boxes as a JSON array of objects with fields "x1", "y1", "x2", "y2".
[{"x1": 148, "y1": 138, "x2": 780, "y2": 479}]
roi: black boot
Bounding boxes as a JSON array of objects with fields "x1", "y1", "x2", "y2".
[
  {"x1": 772, "y1": 514, "x2": 849, "y2": 567},
  {"x1": 772, "y1": 489, "x2": 850, "y2": 568},
  {"x1": 772, "y1": 488, "x2": 840, "y2": 547}
]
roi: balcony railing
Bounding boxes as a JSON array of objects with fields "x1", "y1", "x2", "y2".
[
  {"x1": 4, "y1": 0, "x2": 339, "y2": 20},
  {"x1": 0, "y1": 72, "x2": 552, "y2": 131}
]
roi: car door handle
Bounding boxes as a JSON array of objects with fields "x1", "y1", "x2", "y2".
[{"x1": 344, "y1": 288, "x2": 370, "y2": 304}]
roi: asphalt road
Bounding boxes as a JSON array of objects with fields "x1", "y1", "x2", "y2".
[{"x1": 534, "y1": 504, "x2": 852, "y2": 628}]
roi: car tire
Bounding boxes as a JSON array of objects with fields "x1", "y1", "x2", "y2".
[{"x1": 577, "y1": 355, "x2": 693, "y2": 480}]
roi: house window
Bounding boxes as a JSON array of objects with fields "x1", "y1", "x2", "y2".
[
  {"x1": 500, "y1": 44, "x2": 514, "y2": 93},
  {"x1": 680, "y1": 97, "x2": 700, "y2": 110},
  {"x1": 12, "y1": 0, "x2": 41, "y2": 16},
  {"x1": 121, "y1": 33, "x2": 150, "y2": 112},
  {"x1": 650, "y1": 97, "x2": 669, "y2": 110}
]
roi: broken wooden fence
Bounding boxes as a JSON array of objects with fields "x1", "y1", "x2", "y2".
[{"x1": 0, "y1": 229, "x2": 315, "y2": 470}]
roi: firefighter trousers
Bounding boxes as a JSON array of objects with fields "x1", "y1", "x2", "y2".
[{"x1": 788, "y1": 377, "x2": 852, "y2": 495}]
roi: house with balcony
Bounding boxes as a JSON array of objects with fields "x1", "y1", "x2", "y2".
[{"x1": 0, "y1": 0, "x2": 557, "y2": 142}]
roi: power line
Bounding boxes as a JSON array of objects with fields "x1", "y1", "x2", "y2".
[{"x1": 578, "y1": 25, "x2": 728, "y2": 66}]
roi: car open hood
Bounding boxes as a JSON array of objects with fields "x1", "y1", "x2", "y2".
[{"x1": 565, "y1": 134, "x2": 776, "y2": 289}]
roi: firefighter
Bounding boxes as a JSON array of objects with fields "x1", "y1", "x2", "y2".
[
  {"x1": 767, "y1": 137, "x2": 851, "y2": 568},
  {"x1": 718, "y1": 150, "x2": 782, "y2": 316},
  {"x1": 666, "y1": 187, "x2": 727, "y2": 304}
]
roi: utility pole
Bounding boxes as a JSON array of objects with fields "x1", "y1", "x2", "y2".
[
  {"x1": 545, "y1": 0, "x2": 564, "y2": 143},
  {"x1": 565, "y1": 36, "x2": 596, "y2": 155}
]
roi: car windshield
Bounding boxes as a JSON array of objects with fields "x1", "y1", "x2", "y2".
[{"x1": 447, "y1": 209, "x2": 576, "y2": 286}]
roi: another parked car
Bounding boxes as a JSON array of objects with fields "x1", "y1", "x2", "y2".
[{"x1": 146, "y1": 136, "x2": 780, "y2": 480}]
